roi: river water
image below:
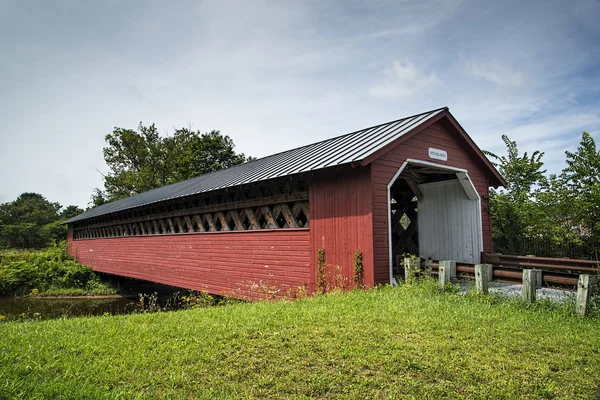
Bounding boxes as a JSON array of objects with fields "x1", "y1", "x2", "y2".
[{"x1": 0, "y1": 296, "x2": 140, "y2": 320}]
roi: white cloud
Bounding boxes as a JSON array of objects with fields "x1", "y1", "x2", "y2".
[
  {"x1": 368, "y1": 60, "x2": 441, "y2": 99},
  {"x1": 0, "y1": 0, "x2": 598, "y2": 207}
]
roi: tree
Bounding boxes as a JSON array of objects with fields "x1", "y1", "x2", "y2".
[
  {"x1": 89, "y1": 188, "x2": 109, "y2": 209},
  {"x1": 0, "y1": 193, "x2": 67, "y2": 249},
  {"x1": 0, "y1": 193, "x2": 61, "y2": 226},
  {"x1": 558, "y1": 132, "x2": 600, "y2": 238},
  {"x1": 96, "y1": 123, "x2": 253, "y2": 201},
  {"x1": 483, "y1": 135, "x2": 548, "y2": 253},
  {"x1": 60, "y1": 205, "x2": 84, "y2": 220}
]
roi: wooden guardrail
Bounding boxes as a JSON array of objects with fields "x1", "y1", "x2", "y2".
[{"x1": 429, "y1": 253, "x2": 599, "y2": 290}]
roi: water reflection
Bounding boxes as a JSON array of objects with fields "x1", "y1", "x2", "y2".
[{"x1": 0, "y1": 296, "x2": 139, "y2": 320}]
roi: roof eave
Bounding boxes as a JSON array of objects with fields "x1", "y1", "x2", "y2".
[{"x1": 360, "y1": 109, "x2": 507, "y2": 188}]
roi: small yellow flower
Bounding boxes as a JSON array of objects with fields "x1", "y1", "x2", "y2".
[
  {"x1": 0, "y1": 315, "x2": 6, "y2": 321},
  {"x1": 30, "y1": 288, "x2": 39, "y2": 295}
]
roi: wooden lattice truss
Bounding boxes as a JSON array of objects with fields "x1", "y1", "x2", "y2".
[
  {"x1": 74, "y1": 178, "x2": 310, "y2": 240},
  {"x1": 390, "y1": 185, "x2": 419, "y2": 256}
]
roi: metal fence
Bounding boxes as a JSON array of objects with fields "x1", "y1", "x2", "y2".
[{"x1": 493, "y1": 237, "x2": 600, "y2": 261}]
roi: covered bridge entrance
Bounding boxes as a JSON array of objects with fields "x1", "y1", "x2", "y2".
[
  {"x1": 66, "y1": 107, "x2": 505, "y2": 298},
  {"x1": 388, "y1": 160, "x2": 483, "y2": 280}
]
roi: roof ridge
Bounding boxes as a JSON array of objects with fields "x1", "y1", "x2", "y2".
[{"x1": 66, "y1": 106, "x2": 450, "y2": 223}]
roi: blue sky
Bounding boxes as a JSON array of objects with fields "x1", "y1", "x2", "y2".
[{"x1": 1, "y1": 0, "x2": 599, "y2": 208}]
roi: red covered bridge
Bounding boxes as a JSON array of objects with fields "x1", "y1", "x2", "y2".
[{"x1": 66, "y1": 107, "x2": 505, "y2": 297}]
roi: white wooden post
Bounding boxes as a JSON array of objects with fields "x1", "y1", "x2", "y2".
[
  {"x1": 576, "y1": 274, "x2": 595, "y2": 317},
  {"x1": 475, "y1": 264, "x2": 493, "y2": 294},
  {"x1": 522, "y1": 269, "x2": 541, "y2": 304},
  {"x1": 439, "y1": 261, "x2": 450, "y2": 289},
  {"x1": 440, "y1": 260, "x2": 457, "y2": 280}
]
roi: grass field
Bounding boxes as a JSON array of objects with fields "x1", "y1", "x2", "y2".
[{"x1": 1, "y1": 282, "x2": 599, "y2": 399}]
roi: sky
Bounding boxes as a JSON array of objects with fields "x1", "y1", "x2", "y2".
[{"x1": 1, "y1": 0, "x2": 599, "y2": 208}]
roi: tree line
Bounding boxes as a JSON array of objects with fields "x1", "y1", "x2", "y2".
[
  {"x1": 485, "y1": 132, "x2": 600, "y2": 259},
  {"x1": 1, "y1": 124, "x2": 251, "y2": 249}
]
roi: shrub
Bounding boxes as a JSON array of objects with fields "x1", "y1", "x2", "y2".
[{"x1": 0, "y1": 242, "x2": 114, "y2": 296}]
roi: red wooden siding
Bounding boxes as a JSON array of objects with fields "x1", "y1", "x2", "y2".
[
  {"x1": 68, "y1": 230, "x2": 311, "y2": 299},
  {"x1": 370, "y1": 118, "x2": 493, "y2": 284},
  {"x1": 309, "y1": 166, "x2": 374, "y2": 288}
]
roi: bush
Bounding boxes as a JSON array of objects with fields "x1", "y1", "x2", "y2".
[{"x1": 0, "y1": 242, "x2": 114, "y2": 296}]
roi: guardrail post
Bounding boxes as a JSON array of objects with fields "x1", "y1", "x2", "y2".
[
  {"x1": 439, "y1": 261, "x2": 451, "y2": 289},
  {"x1": 522, "y1": 269, "x2": 540, "y2": 304},
  {"x1": 475, "y1": 264, "x2": 493, "y2": 294},
  {"x1": 440, "y1": 260, "x2": 457, "y2": 279},
  {"x1": 576, "y1": 274, "x2": 595, "y2": 317},
  {"x1": 404, "y1": 258, "x2": 420, "y2": 284}
]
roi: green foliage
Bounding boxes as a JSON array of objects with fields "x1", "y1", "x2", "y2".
[
  {"x1": 0, "y1": 285, "x2": 599, "y2": 398},
  {"x1": 96, "y1": 123, "x2": 253, "y2": 202},
  {"x1": 134, "y1": 290, "x2": 241, "y2": 314},
  {"x1": 0, "y1": 192, "x2": 61, "y2": 226},
  {"x1": 484, "y1": 136, "x2": 548, "y2": 253},
  {"x1": 353, "y1": 249, "x2": 364, "y2": 287},
  {"x1": 0, "y1": 193, "x2": 81, "y2": 249},
  {"x1": 485, "y1": 132, "x2": 600, "y2": 256},
  {"x1": 560, "y1": 132, "x2": 600, "y2": 238},
  {"x1": 484, "y1": 135, "x2": 547, "y2": 197},
  {"x1": 0, "y1": 242, "x2": 116, "y2": 296},
  {"x1": 59, "y1": 205, "x2": 84, "y2": 220},
  {"x1": 316, "y1": 248, "x2": 325, "y2": 293}
]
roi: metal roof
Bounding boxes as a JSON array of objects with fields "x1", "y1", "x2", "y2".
[{"x1": 67, "y1": 107, "x2": 447, "y2": 223}]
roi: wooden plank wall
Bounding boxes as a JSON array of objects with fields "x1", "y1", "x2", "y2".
[
  {"x1": 370, "y1": 118, "x2": 492, "y2": 284},
  {"x1": 309, "y1": 166, "x2": 374, "y2": 288},
  {"x1": 417, "y1": 179, "x2": 482, "y2": 264},
  {"x1": 68, "y1": 230, "x2": 311, "y2": 299}
]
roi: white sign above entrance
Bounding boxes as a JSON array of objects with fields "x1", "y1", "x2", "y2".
[{"x1": 428, "y1": 148, "x2": 448, "y2": 161}]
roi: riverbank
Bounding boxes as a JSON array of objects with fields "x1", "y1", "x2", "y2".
[{"x1": 1, "y1": 282, "x2": 599, "y2": 399}]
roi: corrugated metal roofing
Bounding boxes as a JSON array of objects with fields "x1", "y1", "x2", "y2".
[{"x1": 67, "y1": 107, "x2": 447, "y2": 223}]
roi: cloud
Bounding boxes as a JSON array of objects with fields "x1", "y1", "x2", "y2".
[
  {"x1": 368, "y1": 60, "x2": 441, "y2": 99},
  {"x1": 466, "y1": 60, "x2": 525, "y2": 89},
  {"x1": 0, "y1": 0, "x2": 598, "y2": 208}
]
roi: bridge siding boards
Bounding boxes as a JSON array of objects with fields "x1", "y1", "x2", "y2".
[
  {"x1": 68, "y1": 229, "x2": 311, "y2": 297},
  {"x1": 67, "y1": 109, "x2": 504, "y2": 297},
  {"x1": 309, "y1": 166, "x2": 374, "y2": 288}
]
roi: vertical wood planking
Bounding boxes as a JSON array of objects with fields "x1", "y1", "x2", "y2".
[
  {"x1": 418, "y1": 180, "x2": 482, "y2": 264},
  {"x1": 309, "y1": 166, "x2": 374, "y2": 288}
]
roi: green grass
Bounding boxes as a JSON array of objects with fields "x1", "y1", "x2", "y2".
[{"x1": 1, "y1": 282, "x2": 599, "y2": 399}]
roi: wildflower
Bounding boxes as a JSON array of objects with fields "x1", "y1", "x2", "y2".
[
  {"x1": 30, "y1": 288, "x2": 39, "y2": 295},
  {"x1": 0, "y1": 315, "x2": 6, "y2": 321}
]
